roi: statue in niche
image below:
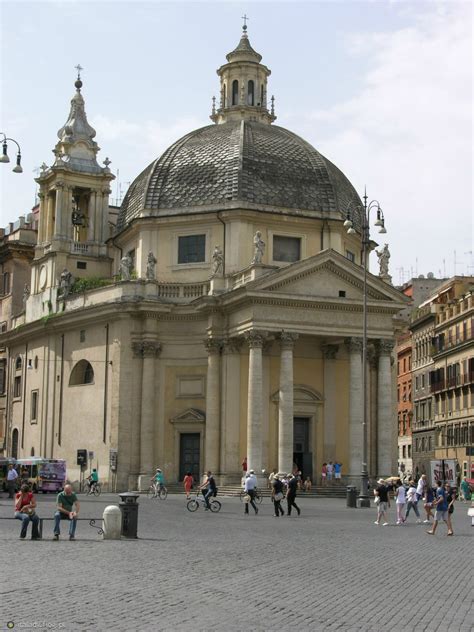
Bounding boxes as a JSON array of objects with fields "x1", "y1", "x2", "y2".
[
  {"x1": 146, "y1": 251, "x2": 157, "y2": 280},
  {"x1": 252, "y1": 231, "x2": 265, "y2": 265},
  {"x1": 211, "y1": 245, "x2": 224, "y2": 277},
  {"x1": 119, "y1": 254, "x2": 132, "y2": 281},
  {"x1": 59, "y1": 268, "x2": 73, "y2": 299},
  {"x1": 376, "y1": 243, "x2": 391, "y2": 277}
]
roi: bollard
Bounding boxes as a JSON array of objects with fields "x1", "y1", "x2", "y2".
[
  {"x1": 102, "y1": 505, "x2": 122, "y2": 540},
  {"x1": 118, "y1": 492, "x2": 140, "y2": 538},
  {"x1": 346, "y1": 485, "x2": 357, "y2": 508}
]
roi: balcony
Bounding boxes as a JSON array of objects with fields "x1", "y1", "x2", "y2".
[{"x1": 72, "y1": 242, "x2": 89, "y2": 255}]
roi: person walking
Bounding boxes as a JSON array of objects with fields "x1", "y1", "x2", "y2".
[
  {"x1": 6, "y1": 464, "x2": 18, "y2": 499},
  {"x1": 286, "y1": 473, "x2": 301, "y2": 516},
  {"x1": 334, "y1": 462, "x2": 342, "y2": 483},
  {"x1": 54, "y1": 484, "x2": 80, "y2": 540},
  {"x1": 14, "y1": 483, "x2": 41, "y2": 540},
  {"x1": 272, "y1": 474, "x2": 285, "y2": 517},
  {"x1": 395, "y1": 479, "x2": 406, "y2": 524},
  {"x1": 445, "y1": 483, "x2": 455, "y2": 536},
  {"x1": 426, "y1": 480, "x2": 449, "y2": 536},
  {"x1": 423, "y1": 485, "x2": 435, "y2": 523},
  {"x1": 405, "y1": 480, "x2": 422, "y2": 523},
  {"x1": 374, "y1": 478, "x2": 390, "y2": 525},
  {"x1": 321, "y1": 463, "x2": 327, "y2": 486},
  {"x1": 326, "y1": 461, "x2": 334, "y2": 482},
  {"x1": 183, "y1": 472, "x2": 194, "y2": 499},
  {"x1": 243, "y1": 472, "x2": 258, "y2": 516},
  {"x1": 416, "y1": 473, "x2": 427, "y2": 502}
]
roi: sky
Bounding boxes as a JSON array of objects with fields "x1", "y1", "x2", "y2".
[{"x1": 0, "y1": 0, "x2": 472, "y2": 283}]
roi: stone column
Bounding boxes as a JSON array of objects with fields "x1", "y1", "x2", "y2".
[
  {"x1": 278, "y1": 332, "x2": 298, "y2": 474},
  {"x1": 244, "y1": 330, "x2": 266, "y2": 476},
  {"x1": 138, "y1": 339, "x2": 161, "y2": 489},
  {"x1": 220, "y1": 338, "x2": 242, "y2": 482},
  {"x1": 345, "y1": 338, "x2": 363, "y2": 481},
  {"x1": 53, "y1": 182, "x2": 65, "y2": 238},
  {"x1": 101, "y1": 187, "x2": 111, "y2": 246},
  {"x1": 377, "y1": 339, "x2": 394, "y2": 478},
  {"x1": 204, "y1": 338, "x2": 222, "y2": 474},
  {"x1": 322, "y1": 344, "x2": 338, "y2": 460}
]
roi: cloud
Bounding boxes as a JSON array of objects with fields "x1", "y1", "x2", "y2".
[{"x1": 289, "y1": 2, "x2": 473, "y2": 281}]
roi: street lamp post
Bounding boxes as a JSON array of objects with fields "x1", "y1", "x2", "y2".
[
  {"x1": 344, "y1": 189, "x2": 386, "y2": 507},
  {"x1": 0, "y1": 133, "x2": 23, "y2": 173}
]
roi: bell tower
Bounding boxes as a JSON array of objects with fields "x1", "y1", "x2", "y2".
[
  {"x1": 210, "y1": 20, "x2": 276, "y2": 125},
  {"x1": 30, "y1": 67, "x2": 115, "y2": 315}
]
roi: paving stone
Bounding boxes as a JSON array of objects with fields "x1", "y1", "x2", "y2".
[{"x1": 0, "y1": 493, "x2": 472, "y2": 631}]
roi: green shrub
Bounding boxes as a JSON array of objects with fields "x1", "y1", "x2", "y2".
[{"x1": 70, "y1": 277, "x2": 113, "y2": 294}]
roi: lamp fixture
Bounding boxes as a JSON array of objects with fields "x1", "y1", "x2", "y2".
[{"x1": 0, "y1": 133, "x2": 23, "y2": 173}]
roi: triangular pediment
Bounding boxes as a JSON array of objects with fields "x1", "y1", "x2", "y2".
[
  {"x1": 243, "y1": 249, "x2": 407, "y2": 305},
  {"x1": 170, "y1": 408, "x2": 206, "y2": 424}
]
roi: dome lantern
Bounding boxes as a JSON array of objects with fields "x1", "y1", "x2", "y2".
[{"x1": 210, "y1": 21, "x2": 276, "y2": 125}]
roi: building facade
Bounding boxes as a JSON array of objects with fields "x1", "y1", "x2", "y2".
[
  {"x1": 1, "y1": 28, "x2": 406, "y2": 490},
  {"x1": 396, "y1": 331, "x2": 412, "y2": 478},
  {"x1": 0, "y1": 211, "x2": 38, "y2": 454}
]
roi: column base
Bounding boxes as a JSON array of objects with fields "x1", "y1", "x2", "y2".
[
  {"x1": 137, "y1": 474, "x2": 151, "y2": 492},
  {"x1": 357, "y1": 495, "x2": 371, "y2": 508}
]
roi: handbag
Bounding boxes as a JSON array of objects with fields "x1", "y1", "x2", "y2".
[
  {"x1": 243, "y1": 494, "x2": 251, "y2": 502},
  {"x1": 467, "y1": 508, "x2": 474, "y2": 517},
  {"x1": 374, "y1": 496, "x2": 380, "y2": 505},
  {"x1": 274, "y1": 492, "x2": 284, "y2": 501}
]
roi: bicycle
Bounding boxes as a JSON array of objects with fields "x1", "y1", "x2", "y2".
[
  {"x1": 239, "y1": 489, "x2": 263, "y2": 504},
  {"x1": 187, "y1": 491, "x2": 221, "y2": 513},
  {"x1": 147, "y1": 482, "x2": 168, "y2": 500},
  {"x1": 83, "y1": 482, "x2": 101, "y2": 497}
]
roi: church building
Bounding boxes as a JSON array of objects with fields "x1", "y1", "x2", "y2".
[{"x1": 3, "y1": 26, "x2": 406, "y2": 490}]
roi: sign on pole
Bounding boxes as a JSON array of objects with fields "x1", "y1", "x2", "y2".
[{"x1": 430, "y1": 459, "x2": 457, "y2": 486}]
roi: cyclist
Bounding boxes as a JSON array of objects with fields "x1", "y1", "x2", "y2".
[
  {"x1": 200, "y1": 471, "x2": 217, "y2": 510},
  {"x1": 151, "y1": 468, "x2": 166, "y2": 495},
  {"x1": 87, "y1": 468, "x2": 99, "y2": 493}
]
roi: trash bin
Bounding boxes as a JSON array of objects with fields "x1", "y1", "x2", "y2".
[
  {"x1": 118, "y1": 492, "x2": 140, "y2": 538},
  {"x1": 346, "y1": 485, "x2": 357, "y2": 508}
]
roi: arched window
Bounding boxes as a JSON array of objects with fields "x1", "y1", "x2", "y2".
[
  {"x1": 31, "y1": 447, "x2": 35, "y2": 456},
  {"x1": 15, "y1": 356, "x2": 22, "y2": 371},
  {"x1": 11, "y1": 429, "x2": 19, "y2": 459},
  {"x1": 69, "y1": 360, "x2": 94, "y2": 386},
  {"x1": 247, "y1": 80, "x2": 254, "y2": 105},
  {"x1": 232, "y1": 80, "x2": 239, "y2": 105}
]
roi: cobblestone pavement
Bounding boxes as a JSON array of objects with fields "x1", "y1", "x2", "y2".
[{"x1": 0, "y1": 492, "x2": 472, "y2": 632}]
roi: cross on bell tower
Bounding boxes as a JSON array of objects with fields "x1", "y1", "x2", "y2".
[{"x1": 210, "y1": 21, "x2": 276, "y2": 125}]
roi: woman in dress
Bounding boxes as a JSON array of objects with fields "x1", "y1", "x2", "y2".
[{"x1": 183, "y1": 472, "x2": 194, "y2": 499}]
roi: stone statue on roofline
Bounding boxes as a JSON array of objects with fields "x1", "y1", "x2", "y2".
[
  {"x1": 146, "y1": 251, "x2": 157, "y2": 280},
  {"x1": 119, "y1": 254, "x2": 132, "y2": 281},
  {"x1": 59, "y1": 268, "x2": 73, "y2": 299},
  {"x1": 376, "y1": 244, "x2": 391, "y2": 282},
  {"x1": 252, "y1": 231, "x2": 265, "y2": 265},
  {"x1": 211, "y1": 245, "x2": 224, "y2": 277}
]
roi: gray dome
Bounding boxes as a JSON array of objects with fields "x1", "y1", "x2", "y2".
[{"x1": 117, "y1": 120, "x2": 362, "y2": 232}]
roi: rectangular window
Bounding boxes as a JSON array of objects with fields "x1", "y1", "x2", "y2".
[
  {"x1": 346, "y1": 250, "x2": 355, "y2": 263},
  {"x1": 13, "y1": 375, "x2": 22, "y2": 398},
  {"x1": 273, "y1": 236, "x2": 301, "y2": 263},
  {"x1": 31, "y1": 390, "x2": 38, "y2": 423},
  {"x1": 178, "y1": 235, "x2": 206, "y2": 264},
  {"x1": 127, "y1": 249, "x2": 136, "y2": 272},
  {"x1": 80, "y1": 330, "x2": 86, "y2": 343},
  {"x1": 0, "y1": 360, "x2": 5, "y2": 395},
  {"x1": 76, "y1": 261, "x2": 87, "y2": 270},
  {"x1": 408, "y1": 445, "x2": 411, "y2": 458},
  {"x1": 402, "y1": 445, "x2": 406, "y2": 458}
]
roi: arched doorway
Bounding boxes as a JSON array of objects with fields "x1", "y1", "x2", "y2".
[{"x1": 11, "y1": 429, "x2": 19, "y2": 459}]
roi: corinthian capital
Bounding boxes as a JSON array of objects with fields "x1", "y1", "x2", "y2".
[
  {"x1": 244, "y1": 329, "x2": 267, "y2": 349},
  {"x1": 204, "y1": 338, "x2": 223, "y2": 355},
  {"x1": 279, "y1": 331, "x2": 299, "y2": 350},
  {"x1": 344, "y1": 337, "x2": 363, "y2": 354},
  {"x1": 132, "y1": 340, "x2": 161, "y2": 358},
  {"x1": 321, "y1": 343, "x2": 338, "y2": 360},
  {"x1": 377, "y1": 339, "x2": 394, "y2": 356}
]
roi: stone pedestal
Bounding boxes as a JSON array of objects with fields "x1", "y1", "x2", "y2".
[{"x1": 102, "y1": 505, "x2": 121, "y2": 540}]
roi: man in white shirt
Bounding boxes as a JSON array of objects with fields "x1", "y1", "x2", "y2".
[
  {"x1": 244, "y1": 470, "x2": 258, "y2": 515},
  {"x1": 416, "y1": 474, "x2": 427, "y2": 501},
  {"x1": 7, "y1": 464, "x2": 18, "y2": 498}
]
